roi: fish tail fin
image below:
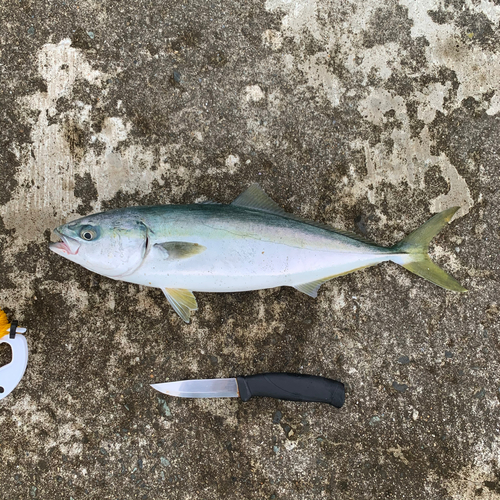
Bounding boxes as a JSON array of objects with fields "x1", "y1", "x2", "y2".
[{"x1": 391, "y1": 207, "x2": 467, "y2": 292}]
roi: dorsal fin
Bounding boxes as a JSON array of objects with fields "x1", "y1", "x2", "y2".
[
  {"x1": 231, "y1": 184, "x2": 287, "y2": 216},
  {"x1": 232, "y1": 184, "x2": 377, "y2": 246}
]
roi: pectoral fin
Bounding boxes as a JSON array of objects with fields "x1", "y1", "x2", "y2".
[
  {"x1": 156, "y1": 242, "x2": 206, "y2": 260},
  {"x1": 162, "y1": 288, "x2": 198, "y2": 323}
]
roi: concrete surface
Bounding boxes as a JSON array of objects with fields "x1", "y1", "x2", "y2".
[{"x1": 0, "y1": 0, "x2": 499, "y2": 498}]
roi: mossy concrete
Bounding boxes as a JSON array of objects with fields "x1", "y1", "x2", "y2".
[{"x1": 0, "y1": 0, "x2": 499, "y2": 498}]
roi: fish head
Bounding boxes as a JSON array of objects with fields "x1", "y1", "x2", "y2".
[{"x1": 50, "y1": 212, "x2": 149, "y2": 278}]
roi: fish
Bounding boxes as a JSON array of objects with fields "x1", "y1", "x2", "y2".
[{"x1": 49, "y1": 184, "x2": 466, "y2": 322}]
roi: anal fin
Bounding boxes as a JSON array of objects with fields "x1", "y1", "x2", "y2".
[
  {"x1": 294, "y1": 278, "x2": 331, "y2": 298},
  {"x1": 294, "y1": 264, "x2": 378, "y2": 298},
  {"x1": 162, "y1": 288, "x2": 198, "y2": 323}
]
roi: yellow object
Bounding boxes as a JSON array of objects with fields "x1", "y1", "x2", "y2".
[{"x1": 0, "y1": 309, "x2": 11, "y2": 333}]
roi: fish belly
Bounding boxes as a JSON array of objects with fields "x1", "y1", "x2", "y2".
[{"x1": 124, "y1": 236, "x2": 394, "y2": 292}]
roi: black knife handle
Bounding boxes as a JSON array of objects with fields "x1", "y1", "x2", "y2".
[{"x1": 236, "y1": 373, "x2": 345, "y2": 408}]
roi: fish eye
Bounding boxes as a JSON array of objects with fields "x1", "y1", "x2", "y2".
[{"x1": 80, "y1": 228, "x2": 97, "y2": 241}]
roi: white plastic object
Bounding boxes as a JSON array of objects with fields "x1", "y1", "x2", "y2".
[{"x1": 0, "y1": 329, "x2": 28, "y2": 400}]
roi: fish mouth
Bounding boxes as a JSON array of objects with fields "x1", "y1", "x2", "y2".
[{"x1": 49, "y1": 230, "x2": 81, "y2": 256}]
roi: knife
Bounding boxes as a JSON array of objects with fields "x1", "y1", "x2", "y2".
[{"x1": 151, "y1": 373, "x2": 345, "y2": 408}]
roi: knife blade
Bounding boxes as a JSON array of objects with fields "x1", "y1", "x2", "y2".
[{"x1": 151, "y1": 373, "x2": 345, "y2": 408}]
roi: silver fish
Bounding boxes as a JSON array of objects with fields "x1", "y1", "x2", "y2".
[{"x1": 50, "y1": 184, "x2": 466, "y2": 322}]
